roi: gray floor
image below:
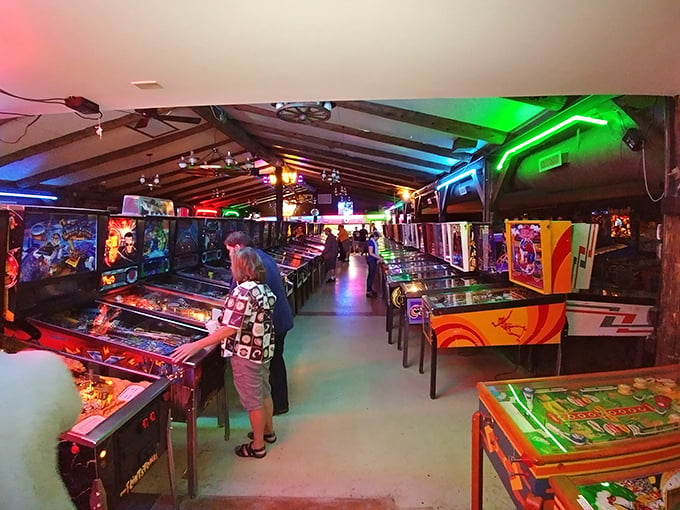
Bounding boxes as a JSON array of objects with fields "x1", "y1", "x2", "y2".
[{"x1": 134, "y1": 255, "x2": 523, "y2": 509}]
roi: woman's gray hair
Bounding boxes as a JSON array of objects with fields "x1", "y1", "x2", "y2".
[{"x1": 231, "y1": 246, "x2": 266, "y2": 283}]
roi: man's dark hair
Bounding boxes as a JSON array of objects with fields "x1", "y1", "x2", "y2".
[{"x1": 225, "y1": 231, "x2": 254, "y2": 248}]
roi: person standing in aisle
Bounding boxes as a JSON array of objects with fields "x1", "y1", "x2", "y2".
[
  {"x1": 322, "y1": 227, "x2": 339, "y2": 283},
  {"x1": 172, "y1": 247, "x2": 277, "y2": 458},
  {"x1": 337, "y1": 224, "x2": 350, "y2": 262},
  {"x1": 224, "y1": 231, "x2": 294, "y2": 416},
  {"x1": 358, "y1": 224, "x2": 369, "y2": 254},
  {"x1": 365, "y1": 230, "x2": 384, "y2": 298},
  {"x1": 352, "y1": 227, "x2": 361, "y2": 254}
]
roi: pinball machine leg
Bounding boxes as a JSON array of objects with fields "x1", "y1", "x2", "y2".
[
  {"x1": 222, "y1": 362, "x2": 231, "y2": 440},
  {"x1": 397, "y1": 303, "x2": 404, "y2": 351},
  {"x1": 186, "y1": 400, "x2": 198, "y2": 498},
  {"x1": 387, "y1": 302, "x2": 394, "y2": 344},
  {"x1": 419, "y1": 330, "x2": 426, "y2": 374},
  {"x1": 471, "y1": 411, "x2": 483, "y2": 510},
  {"x1": 166, "y1": 409, "x2": 179, "y2": 510},
  {"x1": 430, "y1": 333, "x2": 438, "y2": 399},
  {"x1": 402, "y1": 312, "x2": 411, "y2": 368}
]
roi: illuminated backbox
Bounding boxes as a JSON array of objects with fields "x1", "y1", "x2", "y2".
[{"x1": 505, "y1": 219, "x2": 572, "y2": 294}]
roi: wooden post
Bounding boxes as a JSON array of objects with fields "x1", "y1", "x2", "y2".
[{"x1": 656, "y1": 96, "x2": 680, "y2": 365}]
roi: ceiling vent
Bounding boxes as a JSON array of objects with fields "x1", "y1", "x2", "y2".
[{"x1": 539, "y1": 152, "x2": 567, "y2": 173}]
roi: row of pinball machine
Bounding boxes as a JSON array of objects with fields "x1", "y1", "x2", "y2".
[
  {"x1": 0, "y1": 195, "x2": 327, "y2": 510},
  {"x1": 372, "y1": 218, "x2": 680, "y2": 509}
]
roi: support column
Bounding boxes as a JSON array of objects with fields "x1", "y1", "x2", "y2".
[
  {"x1": 275, "y1": 165, "x2": 284, "y2": 223},
  {"x1": 656, "y1": 96, "x2": 680, "y2": 365}
]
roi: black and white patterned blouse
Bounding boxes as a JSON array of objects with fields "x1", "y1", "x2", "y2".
[{"x1": 220, "y1": 281, "x2": 276, "y2": 363}]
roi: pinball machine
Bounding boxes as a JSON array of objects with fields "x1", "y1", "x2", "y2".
[
  {"x1": 0, "y1": 205, "x2": 174, "y2": 508},
  {"x1": 397, "y1": 274, "x2": 508, "y2": 367},
  {"x1": 0, "y1": 337, "x2": 172, "y2": 510},
  {"x1": 419, "y1": 219, "x2": 572, "y2": 399},
  {"x1": 472, "y1": 364, "x2": 680, "y2": 510},
  {"x1": 1, "y1": 203, "x2": 224, "y2": 498},
  {"x1": 548, "y1": 456, "x2": 680, "y2": 510}
]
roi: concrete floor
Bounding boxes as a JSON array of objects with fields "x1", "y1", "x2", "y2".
[{"x1": 132, "y1": 254, "x2": 522, "y2": 510}]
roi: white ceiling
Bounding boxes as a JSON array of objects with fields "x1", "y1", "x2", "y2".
[{"x1": 2, "y1": 0, "x2": 680, "y2": 117}]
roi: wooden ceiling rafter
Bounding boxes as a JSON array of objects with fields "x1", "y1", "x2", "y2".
[
  {"x1": 335, "y1": 100, "x2": 507, "y2": 145},
  {"x1": 237, "y1": 119, "x2": 452, "y2": 173},
  {"x1": 226, "y1": 104, "x2": 463, "y2": 159},
  {"x1": 263, "y1": 137, "x2": 434, "y2": 182},
  {"x1": 0, "y1": 113, "x2": 140, "y2": 168},
  {"x1": 267, "y1": 141, "x2": 434, "y2": 188},
  {"x1": 282, "y1": 158, "x2": 404, "y2": 195},
  {"x1": 15, "y1": 123, "x2": 212, "y2": 189},
  {"x1": 193, "y1": 106, "x2": 283, "y2": 168},
  {"x1": 172, "y1": 174, "x2": 263, "y2": 202},
  {"x1": 77, "y1": 141, "x2": 249, "y2": 191}
]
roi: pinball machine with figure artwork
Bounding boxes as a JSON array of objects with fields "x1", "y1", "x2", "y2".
[{"x1": 1, "y1": 203, "x2": 225, "y2": 498}]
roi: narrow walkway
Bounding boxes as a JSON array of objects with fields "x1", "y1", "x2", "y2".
[{"x1": 132, "y1": 254, "x2": 518, "y2": 510}]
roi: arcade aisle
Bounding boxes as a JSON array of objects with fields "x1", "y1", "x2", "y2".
[{"x1": 130, "y1": 253, "x2": 521, "y2": 510}]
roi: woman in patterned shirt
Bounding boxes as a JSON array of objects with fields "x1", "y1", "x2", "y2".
[{"x1": 171, "y1": 247, "x2": 277, "y2": 458}]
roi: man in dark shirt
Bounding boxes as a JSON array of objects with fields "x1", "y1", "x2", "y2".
[
  {"x1": 358, "y1": 224, "x2": 369, "y2": 255},
  {"x1": 225, "y1": 231, "x2": 294, "y2": 415}
]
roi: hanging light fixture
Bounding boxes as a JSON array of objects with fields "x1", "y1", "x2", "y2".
[
  {"x1": 321, "y1": 168, "x2": 340, "y2": 184},
  {"x1": 178, "y1": 147, "x2": 259, "y2": 175},
  {"x1": 140, "y1": 153, "x2": 161, "y2": 190},
  {"x1": 274, "y1": 101, "x2": 334, "y2": 124},
  {"x1": 139, "y1": 173, "x2": 161, "y2": 191}
]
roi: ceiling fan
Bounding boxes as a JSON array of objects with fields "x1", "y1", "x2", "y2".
[{"x1": 133, "y1": 108, "x2": 201, "y2": 129}]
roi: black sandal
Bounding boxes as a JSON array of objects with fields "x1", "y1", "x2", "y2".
[
  {"x1": 247, "y1": 431, "x2": 277, "y2": 444},
  {"x1": 234, "y1": 441, "x2": 266, "y2": 458}
]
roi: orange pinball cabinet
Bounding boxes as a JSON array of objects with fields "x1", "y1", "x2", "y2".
[
  {"x1": 471, "y1": 364, "x2": 680, "y2": 510},
  {"x1": 549, "y1": 456, "x2": 680, "y2": 510},
  {"x1": 420, "y1": 285, "x2": 566, "y2": 399}
]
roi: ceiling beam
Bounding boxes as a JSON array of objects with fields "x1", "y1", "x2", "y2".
[
  {"x1": 237, "y1": 119, "x2": 452, "y2": 173},
  {"x1": 193, "y1": 106, "x2": 283, "y2": 167},
  {"x1": 504, "y1": 96, "x2": 569, "y2": 111},
  {"x1": 0, "y1": 114, "x2": 140, "y2": 168},
  {"x1": 335, "y1": 101, "x2": 507, "y2": 145},
  {"x1": 261, "y1": 137, "x2": 435, "y2": 184},
  {"x1": 15, "y1": 123, "x2": 212, "y2": 189},
  {"x1": 226, "y1": 104, "x2": 462, "y2": 159}
]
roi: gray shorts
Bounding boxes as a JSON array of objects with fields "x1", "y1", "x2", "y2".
[{"x1": 230, "y1": 355, "x2": 271, "y2": 411}]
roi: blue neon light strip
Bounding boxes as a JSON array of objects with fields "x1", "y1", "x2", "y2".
[
  {"x1": 495, "y1": 115, "x2": 608, "y2": 171},
  {"x1": 0, "y1": 191, "x2": 58, "y2": 201},
  {"x1": 435, "y1": 169, "x2": 476, "y2": 191}
]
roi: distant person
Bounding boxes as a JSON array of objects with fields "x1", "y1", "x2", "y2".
[
  {"x1": 0, "y1": 349, "x2": 82, "y2": 510},
  {"x1": 224, "y1": 231, "x2": 294, "y2": 416},
  {"x1": 322, "y1": 227, "x2": 338, "y2": 283},
  {"x1": 172, "y1": 247, "x2": 277, "y2": 458},
  {"x1": 337, "y1": 225, "x2": 350, "y2": 262},
  {"x1": 365, "y1": 230, "x2": 384, "y2": 298},
  {"x1": 358, "y1": 224, "x2": 369, "y2": 255},
  {"x1": 352, "y1": 227, "x2": 360, "y2": 254}
]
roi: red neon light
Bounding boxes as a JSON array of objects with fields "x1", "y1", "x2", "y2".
[{"x1": 195, "y1": 208, "x2": 218, "y2": 216}]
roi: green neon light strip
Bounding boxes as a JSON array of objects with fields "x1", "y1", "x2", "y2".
[
  {"x1": 507, "y1": 384, "x2": 568, "y2": 453},
  {"x1": 222, "y1": 210, "x2": 240, "y2": 217},
  {"x1": 366, "y1": 213, "x2": 386, "y2": 220},
  {"x1": 496, "y1": 115, "x2": 608, "y2": 171}
]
